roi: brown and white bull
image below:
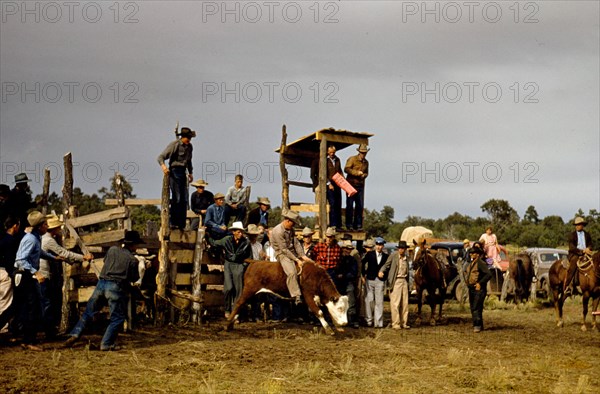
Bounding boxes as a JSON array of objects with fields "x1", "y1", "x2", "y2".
[{"x1": 224, "y1": 260, "x2": 349, "y2": 335}]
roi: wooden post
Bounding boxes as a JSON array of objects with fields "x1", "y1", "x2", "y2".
[
  {"x1": 59, "y1": 153, "x2": 74, "y2": 334},
  {"x1": 156, "y1": 173, "x2": 170, "y2": 325},
  {"x1": 318, "y1": 136, "x2": 328, "y2": 240},
  {"x1": 191, "y1": 223, "x2": 205, "y2": 324},
  {"x1": 41, "y1": 167, "x2": 51, "y2": 215},
  {"x1": 279, "y1": 125, "x2": 289, "y2": 211}
]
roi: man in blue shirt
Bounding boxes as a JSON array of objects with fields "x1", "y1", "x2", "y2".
[
  {"x1": 14, "y1": 211, "x2": 54, "y2": 350},
  {"x1": 205, "y1": 193, "x2": 228, "y2": 240}
]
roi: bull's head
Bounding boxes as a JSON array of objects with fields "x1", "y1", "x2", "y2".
[{"x1": 325, "y1": 295, "x2": 349, "y2": 327}]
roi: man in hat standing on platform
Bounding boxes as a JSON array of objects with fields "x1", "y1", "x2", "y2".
[
  {"x1": 158, "y1": 127, "x2": 196, "y2": 230},
  {"x1": 344, "y1": 144, "x2": 369, "y2": 230},
  {"x1": 564, "y1": 217, "x2": 594, "y2": 295},
  {"x1": 271, "y1": 210, "x2": 312, "y2": 305},
  {"x1": 189, "y1": 178, "x2": 213, "y2": 230},
  {"x1": 64, "y1": 230, "x2": 142, "y2": 351},
  {"x1": 248, "y1": 197, "x2": 271, "y2": 228},
  {"x1": 379, "y1": 240, "x2": 411, "y2": 329},
  {"x1": 13, "y1": 211, "x2": 54, "y2": 350}
]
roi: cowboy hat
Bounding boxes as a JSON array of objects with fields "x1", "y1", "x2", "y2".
[
  {"x1": 47, "y1": 216, "x2": 63, "y2": 230},
  {"x1": 301, "y1": 227, "x2": 315, "y2": 237},
  {"x1": 397, "y1": 240, "x2": 409, "y2": 249},
  {"x1": 27, "y1": 211, "x2": 46, "y2": 227},
  {"x1": 246, "y1": 224, "x2": 262, "y2": 235},
  {"x1": 282, "y1": 209, "x2": 300, "y2": 224},
  {"x1": 123, "y1": 230, "x2": 143, "y2": 245},
  {"x1": 228, "y1": 221, "x2": 246, "y2": 232},
  {"x1": 470, "y1": 244, "x2": 484, "y2": 255},
  {"x1": 214, "y1": 193, "x2": 225, "y2": 200},
  {"x1": 357, "y1": 144, "x2": 370, "y2": 153},
  {"x1": 190, "y1": 179, "x2": 208, "y2": 187},
  {"x1": 14, "y1": 173, "x2": 32, "y2": 184},
  {"x1": 178, "y1": 127, "x2": 196, "y2": 138},
  {"x1": 325, "y1": 227, "x2": 337, "y2": 237},
  {"x1": 257, "y1": 197, "x2": 271, "y2": 206},
  {"x1": 364, "y1": 239, "x2": 375, "y2": 248},
  {"x1": 341, "y1": 240, "x2": 354, "y2": 249},
  {"x1": 574, "y1": 217, "x2": 588, "y2": 226},
  {"x1": 375, "y1": 237, "x2": 386, "y2": 245}
]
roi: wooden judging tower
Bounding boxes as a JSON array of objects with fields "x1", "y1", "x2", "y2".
[{"x1": 276, "y1": 125, "x2": 373, "y2": 241}]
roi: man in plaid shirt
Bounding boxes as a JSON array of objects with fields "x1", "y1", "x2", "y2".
[{"x1": 313, "y1": 227, "x2": 341, "y2": 282}]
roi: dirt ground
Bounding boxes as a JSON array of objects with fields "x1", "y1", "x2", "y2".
[{"x1": 1, "y1": 297, "x2": 599, "y2": 394}]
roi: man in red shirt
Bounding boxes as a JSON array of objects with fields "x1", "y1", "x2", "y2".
[{"x1": 312, "y1": 227, "x2": 341, "y2": 282}]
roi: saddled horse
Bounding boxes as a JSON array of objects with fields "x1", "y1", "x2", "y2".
[
  {"x1": 549, "y1": 252, "x2": 600, "y2": 330},
  {"x1": 412, "y1": 240, "x2": 457, "y2": 326},
  {"x1": 508, "y1": 253, "x2": 535, "y2": 304}
]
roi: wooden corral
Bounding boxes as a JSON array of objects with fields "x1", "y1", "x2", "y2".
[{"x1": 276, "y1": 125, "x2": 373, "y2": 240}]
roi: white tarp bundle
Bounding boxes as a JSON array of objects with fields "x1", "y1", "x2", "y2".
[{"x1": 400, "y1": 226, "x2": 433, "y2": 244}]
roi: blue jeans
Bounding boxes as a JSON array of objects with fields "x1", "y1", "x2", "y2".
[
  {"x1": 223, "y1": 204, "x2": 247, "y2": 225},
  {"x1": 468, "y1": 285, "x2": 487, "y2": 329},
  {"x1": 169, "y1": 167, "x2": 188, "y2": 229},
  {"x1": 70, "y1": 279, "x2": 128, "y2": 349},
  {"x1": 345, "y1": 185, "x2": 364, "y2": 229}
]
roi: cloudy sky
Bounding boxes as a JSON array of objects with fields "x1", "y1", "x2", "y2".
[{"x1": 1, "y1": 1, "x2": 598, "y2": 222}]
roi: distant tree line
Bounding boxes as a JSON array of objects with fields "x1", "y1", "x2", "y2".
[{"x1": 36, "y1": 179, "x2": 599, "y2": 250}]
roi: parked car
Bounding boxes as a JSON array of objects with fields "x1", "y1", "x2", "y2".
[{"x1": 525, "y1": 247, "x2": 568, "y2": 298}]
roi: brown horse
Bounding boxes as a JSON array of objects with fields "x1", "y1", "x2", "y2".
[
  {"x1": 412, "y1": 240, "x2": 457, "y2": 326},
  {"x1": 548, "y1": 259, "x2": 568, "y2": 327},
  {"x1": 508, "y1": 253, "x2": 535, "y2": 304},
  {"x1": 549, "y1": 252, "x2": 600, "y2": 330}
]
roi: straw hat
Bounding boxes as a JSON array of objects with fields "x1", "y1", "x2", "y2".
[
  {"x1": 190, "y1": 179, "x2": 208, "y2": 187},
  {"x1": 247, "y1": 224, "x2": 262, "y2": 235},
  {"x1": 47, "y1": 216, "x2": 63, "y2": 230},
  {"x1": 257, "y1": 197, "x2": 271, "y2": 206},
  {"x1": 574, "y1": 217, "x2": 587, "y2": 226}
]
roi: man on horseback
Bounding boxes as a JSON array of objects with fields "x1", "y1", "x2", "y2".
[{"x1": 564, "y1": 217, "x2": 594, "y2": 296}]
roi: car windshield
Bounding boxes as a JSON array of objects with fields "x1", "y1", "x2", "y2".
[{"x1": 539, "y1": 252, "x2": 567, "y2": 263}]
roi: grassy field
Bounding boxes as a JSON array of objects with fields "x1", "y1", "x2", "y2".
[{"x1": 1, "y1": 297, "x2": 598, "y2": 393}]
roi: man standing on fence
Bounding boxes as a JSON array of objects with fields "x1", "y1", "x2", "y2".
[
  {"x1": 64, "y1": 231, "x2": 142, "y2": 351},
  {"x1": 158, "y1": 127, "x2": 195, "y2": 230}
]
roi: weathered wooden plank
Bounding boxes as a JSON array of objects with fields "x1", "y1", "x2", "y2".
[
  {"x1": 77, "y1": 286, "x2": 96, "y2": 303},
  {"x1": 280, "y1": 125, "x2": 289, "y2": 211},
  {"x1": 170, "y1": 230, "x2": 197, "y2": 244},
  {"x1": 286, "y1": 180, "x2": 313, "y2": 189},
  {"x1": 67, "y1": 206, "x2": 128, "y2": 228},
  {"x1": 169, "y1": 249, "x2": 194, "y2": 264},
  {"x1": 105, "y1": 198, "x2": 161, "y2": 206},
  {"x1": 290, "y1": 203, "x2": 330, "y2": 213},
  {"x1": 156, "y1": 174, "x2": 170, "y2": 323},
  {"x1": 315, "y1": 131, "x2": 370, "y2": 146},
  {"x1": 80, "y1": 229, "x2": 126, "y2": 246},
  {"x1": 191, "y1": 226, "x2": 205, "y2": 324},
  {"x1": 318, "y1": 135, "x2": 328, "y2": 239},
  {"x1": 201, "y1": 273, "x2": 223, "y2": 285},
  {"x1": 175, "y1": 273, "x2": 191, "y2": 286},
  {"x1": 60, "y1": 153, "x2": 74, "y2": 334}
]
